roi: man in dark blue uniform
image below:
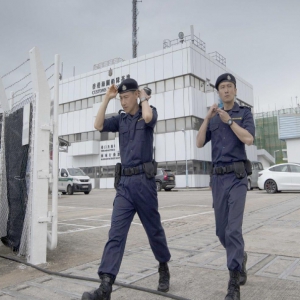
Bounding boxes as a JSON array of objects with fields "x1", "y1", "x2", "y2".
[
  {"x1": 196, "y1": 73, "x2": 255, "y2": 300},
  {"x1": 82, "y1": 78, "x2": 171, "y2": 300}
]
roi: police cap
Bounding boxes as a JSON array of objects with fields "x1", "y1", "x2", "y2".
[
  {"x1": 215, "y1": 73, "x2": 236, "y2": 90},
  {"x1": 117, "y1": 78, "x2": 138, "y2": 94}
]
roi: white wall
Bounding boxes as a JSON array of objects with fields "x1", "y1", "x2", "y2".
[{"x1": 286, "y1": 139, "x2": 300, "y2": 163}]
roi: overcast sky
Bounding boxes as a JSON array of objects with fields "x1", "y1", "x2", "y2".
[{"x1": 1, "y1": 0, "x2": 299, "y2": 112}]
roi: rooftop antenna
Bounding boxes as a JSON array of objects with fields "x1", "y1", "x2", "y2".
[{"x1": 132, "y1": 0, "x2": 142, "y2": 58}]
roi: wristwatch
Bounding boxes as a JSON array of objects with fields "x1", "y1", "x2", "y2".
[
  {"x1": 140, "y1": 97, "x2": 148, "y2": 103},
  {"x1": 227, "y1": 118, "x2": 233, "y2": 126}
]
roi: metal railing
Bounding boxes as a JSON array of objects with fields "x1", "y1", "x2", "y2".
[
  {"x1": 163, "y1": 35, "x2": 206, "y2": 52},
  {"x1": 93, "y1": 58, "x2": 124, "y2": 70},
  {"x1": 208, "y1": 51, "x2": 226, "y2": 67}
]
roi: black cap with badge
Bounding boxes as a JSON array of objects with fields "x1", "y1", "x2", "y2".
[
  {"x1": 215, "y1": 73, "x2": 236, "y2": 91},
  {"x1": 117, "y1": 78, "x2": 138, "y2": 94}
]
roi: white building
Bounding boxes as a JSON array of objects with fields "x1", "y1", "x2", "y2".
[
  {"x1": 278, "y1": 107, "x2": 300, "y2": 163},
  {"x1": 59, "y1": 35, "x2": 256, "y2": 189}
]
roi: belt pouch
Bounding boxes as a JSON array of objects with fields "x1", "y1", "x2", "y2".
[
  {"x1": 244, "y1": 159, "x2": 252, "y2": 175},
  {"x1": 114, "y1": 163, "x2": 122, "y2": 189},
  {"x1": 233, "y1": 161, "x2": 246, "y2": 179},
  {"x1": 143, "y1": 161, "x2": 155, "y2": 179}
]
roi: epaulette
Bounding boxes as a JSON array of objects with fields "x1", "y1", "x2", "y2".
[{"x1": 239, "y1": 106, "x2": 251, "y2": 110}]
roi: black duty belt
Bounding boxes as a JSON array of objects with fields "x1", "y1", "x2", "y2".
[
  {"x1": 213, "y1": 164, "x2": 235, "y2": 175},
  {"x1": 122, "y1": 165, "x2": 144, "y2": 176}
]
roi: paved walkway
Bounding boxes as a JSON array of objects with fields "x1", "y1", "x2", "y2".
[{"x1": 1, "y1": 190, "x2": 300, "y2": 299}]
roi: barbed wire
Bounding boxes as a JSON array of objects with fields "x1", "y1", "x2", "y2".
[
  {"x1": 11, "y1": 81, "x2": 32, "y2": 96},
  {"x1": 5, "y1": 74, "x2": 31, "y2": 90},
  {"x1": 1, "y1": 59, "x2": 30, "y2": 79},
  {"x1": 8, "y1": 88, "x2": 32, "y2": 101},
  {"x1": 45, "y1": 63, "x2": 54, "y2": 72},
  {"x1": 17, "y1": 93, "x2": 33, "y2": 103},
  {"x1": 47, "y1": 74, "x2": 54, "y2": 81}
]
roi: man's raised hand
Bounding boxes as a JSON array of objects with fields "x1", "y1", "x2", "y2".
[{"x1": 106, "y1": 84, "x2": 118, "y2": 100}]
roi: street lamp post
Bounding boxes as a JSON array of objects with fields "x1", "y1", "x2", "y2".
[
  {"x1": 274, "y1": 150, "x2": 279, "y2": 164},
  {"x1": 182, "y1": 129, "x2": 188, "y2": 188}
]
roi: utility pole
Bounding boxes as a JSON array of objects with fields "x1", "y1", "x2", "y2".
[{"x1": 132, "y1": 0, "x2": 141, "y2": 58}]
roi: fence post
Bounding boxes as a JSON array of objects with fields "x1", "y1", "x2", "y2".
[
  {"x1": 0, "y1": 78, "x2": 9, "y2": 112},
  {"x1": 47, "y1": 54, "x2": 60, "y2": 250},
  {"x1": 28, "y1": 47, "x2": 51, "y2": 265}
]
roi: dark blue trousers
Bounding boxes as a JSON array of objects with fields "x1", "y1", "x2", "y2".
[
  {"x1": 98, "y1": 173, "x2": 171, "y2": 277},
  {"x1": 211, "y1": 172, "x2": 247, "y2": 271}
]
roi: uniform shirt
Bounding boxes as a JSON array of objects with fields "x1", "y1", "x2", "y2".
[
  {"x1": 204, "y1": 102, "x2": 255, "y2": 165},
  {"x1": 101, "y1": 106, "x2": 157, "y2": 168}
]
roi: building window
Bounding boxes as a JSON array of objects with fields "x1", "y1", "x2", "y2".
[
  {"x1": 81, "y1": 132, "x2": 88, "y2": 141},
  {"x1": 185, "y1": 116, "x2": 192, "y2": 129},
  {"x1": 69, "y1": 134, "x2": 75, "y2": 143},
  {"x1": 95, "y1": 96, "x2": 101, "y2": 103},
  {"x1": 88, "y1": 132, "x2": 94, "y2": 140},
  {"x1": 192, "y1": 116, "x2": 203, "y2": 130},
  {"x1": 88, "y1": 97, "x2": 94, "y2": 107},
  {"x1": 184, "y1": 75, "x2": 190, "y2": 87},
  {"x1": 94, "y1": 131, "x2": 101, "y2": 140},
  {"x1": 101, "y1": 132, "x2": 109, "y2": 141},
  {"x1": 190, "y1": 76, "x2": 195, "y2": 88},
  {"x1": 69, "y1": 101, "x2": 75, "y2": 112},
  {"x1": 165, "y1": 79, "x2": 174, "y2": 91},
  {"x1": 156, "y1": 81, "x2": 165, "y2": 93},
  {"x1": 75, "y1": 133, "x2": 81, "y2": 142},
  {"x1": 195, "y1": 78, "x2": 200, "y2": 90},
  {"x1": 175, "y1": 76, "x2": 184, "y2": 89},
  {"x1": 166, "y1": 161, "x2": 176, "y2": 173},
  {"x1": 157, "y1": 120, "x2": 166, "y2": 133},
  {"x1": 166, "y1": 119, "x2": 175, "y2": 132},
  {"x1": 176, "y1": 118, "x2": 185, "y2": 131},
  {"x1": 148, "y1": 83, "x2": 156, "y2": 94},
  {"x1": 59, "y1": 105, "x2": 64, "y2": 114},
  {"x1": 63, "y1": 103, "x2": 69, "y2": 113},
  {"x1": 75, "y1": 100, "x2": 82, "y2": 110},
  {"x1": 82, "y1": 99, "x2": 88, "y2": 109}
]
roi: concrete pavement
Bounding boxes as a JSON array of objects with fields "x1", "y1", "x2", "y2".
[{"x1": 1, "y1": 189, "x2": 300, "y2": 299}]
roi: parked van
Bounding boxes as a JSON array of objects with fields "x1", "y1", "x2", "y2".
[
  {"x1": 59, "y1": 168, "x2": 92, "y2": 195},
  {"x1": 247, "y1": 161, "x2": 264, "y2": 190}
]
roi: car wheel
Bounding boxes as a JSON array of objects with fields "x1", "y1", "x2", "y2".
[
  {"x1": 164, "y1": 188, "x2": 172, "y2": 191},
  {"x1": 264, "y1": 179, "x2": 277, "y2": 194},
  {"x1": 67, "y1": 185, "x2": 73, "y2": 195},
  {"x1": 247, "y1": 180, "x2": 252, "y2": 191},
  {"x1": 156, "y1": 181, "x2": 162, "y2": 191},
  {"x1": 84, "y1": 192, "x2": 90, "y2": 195},
  {"x1": 62, "y1": 192, "x2": 66, "y2": 195}
]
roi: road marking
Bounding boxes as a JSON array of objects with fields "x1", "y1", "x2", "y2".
[
  {"x1": 159, "y1": 204, "x2": 208, "y2": 209},
  {"x1": 161, "y1": 211, "x2": 214, "y2": 223}
]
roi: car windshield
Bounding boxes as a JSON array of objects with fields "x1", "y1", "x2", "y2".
[{"x1": 67, "y1": 168, "x2": 86, "y2": 176}]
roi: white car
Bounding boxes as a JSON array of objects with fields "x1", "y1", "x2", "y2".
[{"x1": 258, "y1": 163, "x2": 300, "y2": 193}]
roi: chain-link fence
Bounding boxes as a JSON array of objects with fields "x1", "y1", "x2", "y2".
[{"x1": 0, "y1": 94, "x2": 35, "y2": 255}]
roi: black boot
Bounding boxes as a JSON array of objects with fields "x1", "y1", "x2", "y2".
[
  {"x1": 240, "y1": 252, "x2": 248, "y2": 285},
  {"x1": 225, "y1": 270, "x2": 240, "y2": 300},
  {"x1": 157, "y1": 262, "x2": 170, "y2": 292},
  {"x1": 82, "y1": 274, "x2": 114, "y2": 300}
]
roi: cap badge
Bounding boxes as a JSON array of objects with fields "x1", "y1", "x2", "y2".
[
  {"x1": 122, "y1": 85, "x2": 127, "y2": 91},
  {"x1": 227, "y1": 75, "x2": 231, "y2": 80}
]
